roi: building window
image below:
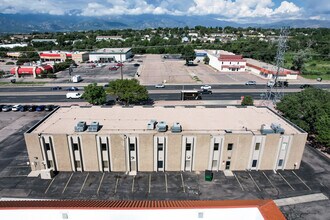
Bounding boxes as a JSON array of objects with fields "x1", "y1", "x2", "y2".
[
  {"x1": 102, "y1": 161, "x2": 109, "y2": 168},
  {"x1": 214, "y1": 143, "x2": 219, "y2": 151},
  {"x1": 230, "y1": 62, "x2": 231, "y2": 64},
  {"x1": 45, "y1": 143, "x2": 51, "y2": 151},
  {"x1": 129, "y1": 143, "x2": 135, "y2": 151},
  {"x1": 158, "y1": 143, "x2": 163, "y2": 151},
  {"x1": 225, "y1": 161, "x2": 231, "y2": 169},
  {"x1": 75, "y1": 161, "x2": 81, "y2": 168},
  {"x1": 101, "y1": 143, "x2": 107, "y2": 151},
  {"x1": 186, "y1": 143, "x2": 192, "y2": 151},
  {"x1": 227, "y1": 143, "x2": 233, "y2": 151},
  {"x1": 255, "y1": 143, "x2": 260, "y2": 151},
  {"x1": 157, "y1": 161, "x2": 163, "y2": 169},
  {"x1": 278, "y1": 159, "x2": 283, "y2": 167},
  {"x1": 237, "y1": 62, "x2": 239, "y2": 64},
  {"x1": 222, "y1": 62, "x2": 224, "y2": 64},
  {"x1": 252, "y1": 160, "x2": 257, "y2": 167},
  {"x1": 73, "y1": 143, "x2": 79, "y2": 151}
]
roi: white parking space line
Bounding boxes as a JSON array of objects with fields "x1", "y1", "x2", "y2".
[
  {"x1": 234, "y1": 173, "x2": 244, "y2": 191},
  {"x1": 114, "y1": 177, "x2": 119, "y2": 194},
  {"x1": 248, "y1": 172, "x2": 261, "y2": 191},
  {"x1": 62, "y1": 173, "x2": 73, "y2": 194},
  {"x1": 44, "y1": 177, "x2": 56, "y2": 194},
  {"x1": 97, "y1": 172, "x2": 105, "y2": 195},
  {"x1": 181, "y1": 173, "x2": 186, "y2": 193},
  {"x1": 292, "y1": 171, "x2": 312, "y2": 191},
  {"x1": 262, "y1": 172, "x2": 277, "y2": 189},
  {"x1": 148, "y1": 174, "x2": 151, "y2": 193},
  {"x1": 278, "y1": 172, "x2": 295, "y2": 191},
  {"x1": 165, "y1": 173, "x2": 168, "y2": 193},
  {"x1": 80, "y1": 173, "x2": 89, "y2": 193},
  {"x1": 131, "y1": 176, "x2": 135, "y2": 193}
]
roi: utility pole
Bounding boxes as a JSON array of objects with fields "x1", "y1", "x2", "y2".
[
  {"x1": 263, "y1": 27, "x2": 290, "y2": 105},
  {"x1": 120, "y1": 49, "x2": 123, "y2": 80}
]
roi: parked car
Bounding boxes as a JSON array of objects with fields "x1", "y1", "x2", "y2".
[
  {"x1": 245, "y1": 81, "x2": 256, "y2": 85},
  {"x1": 133, "y1": 63, "x2": 140, "y2": 67},
  {"x1": 36, "y1": 105, "x2": 45, "y2": 111},
  {"x1": 66, "y1": 92, "x2": 82, "y2": 99},
  {"x1": 109, "y1": 66, "x2": 119, "y2": 71},
  {"x1": 300, "y1": 84, "x2": 312, "y2": 89},
  {"x1": 12, "y1": 104, "x2": 22, "y2": 111},
  {"x1": 19, "y1": 105, "x2": 28, "y2": 112},
  {"x1": 0, "y1": 105, "x2": 3, "y2": 112},
  {"x1": 45, "y1": 105, "x2": 55, "y2": 111},
  {"x1": 66, "y1": 86, "x2": 79, "y2": 91},
  {"x1": 201, "y1": 85, "x2": 212, "y2": 90},
  {"x1": 28, "y1": 105, "x2": 36, "y2": 112},
  {"x1": 51, "y1": 86, "x2": 62, "y2": 90},
  {"x1": 2, "y1": 105, "x2": 12, "y2": 112},
  {"x1": 155, "y1": 84, "x2": 165, "y2": 88}
]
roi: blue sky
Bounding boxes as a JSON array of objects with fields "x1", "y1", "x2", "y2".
[{"x1": 0, "y1": 0, "x2": 329, "y2": 23}]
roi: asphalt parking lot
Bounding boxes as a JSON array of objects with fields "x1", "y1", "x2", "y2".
[{"x1": 0, "y1": 112, "x2": 329, "y2": 219}]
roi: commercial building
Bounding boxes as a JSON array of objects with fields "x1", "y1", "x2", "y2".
[
  {"x1": 246, "y1": 58, "x2": 299, "y2": 80},
  {"x1": 0, "y1": 200, "x2": 285, "y2": 220},
  {"x1": 31, "y1": 39, "x2": 57, "y2": 45},
  {"x1": 39, "y1": 51, "x2": 89, "y2": 63},
  {"x1": 0, "y1": 43, "x2": 28, "y2": 48},
  {"x1": 96, "y1": 36, "x2": 125, "y2": 41},
  {"x1": 10, "y1": 65, "x2": 53, "y2": 78},
  {"x1": 24, "y1": 106, "x2": 307, "y2": 176},
  {"x1": 200, "y1": 50, "x2": 246, "y2": 72},
  {"x1": 89, "y1": 48, "x2": 132, "y2": 63}
]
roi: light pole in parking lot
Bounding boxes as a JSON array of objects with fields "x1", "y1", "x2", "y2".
[{"x1": 120, "y1": 49, "x2": 123, "y2": 80}]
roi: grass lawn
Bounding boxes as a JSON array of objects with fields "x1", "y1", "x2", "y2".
[{"x1": 300, "y1": 74, "x2": 330, "y2": 80}]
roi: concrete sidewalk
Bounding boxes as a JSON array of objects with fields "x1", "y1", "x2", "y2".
[{"x1": 275, "y1": 193, "x2": 328, "y2": 207}]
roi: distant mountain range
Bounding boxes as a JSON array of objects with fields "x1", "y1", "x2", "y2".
[{"x1": 0, "y1": 13, "x2": 329, "y2": 33}]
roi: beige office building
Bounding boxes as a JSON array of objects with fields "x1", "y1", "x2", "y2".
[{"x1": 24, "y1": 106, "x2": 307, "y2": 175}]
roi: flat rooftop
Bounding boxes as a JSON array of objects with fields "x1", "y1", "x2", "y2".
[
  {"x1": 31, "y1": 106, "x2": 304, "y2": 135},
  {"x1": 92, "y1": 48, "x2": 131, "y2": 54}
]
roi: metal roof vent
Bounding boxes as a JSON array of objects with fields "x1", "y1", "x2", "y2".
[
  {"x1": 271, "y1": 123, "x2": 285, "y2": 134},
  {"x1": 88, "y1": 121, "x2": 100, "y2": 132},
  {"x1": 171, "y1": 122, "x2": 182, "y2": 133},
  {"x1": 260, "y1": 124, "x2": 274, "y2": 135},
  {"x1": 147, "y1": 120, "x2": 157, "y2": 130},
  {"x1": 75, "y1": 121, "x2": 87, "y2": 132},
  {"x1": 156, "y1": 121, "x2": 168, "y2": 132}
]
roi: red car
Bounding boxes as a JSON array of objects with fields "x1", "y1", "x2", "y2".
[{"x1": 109, "y1": 66, "x2": 119, "y2": 71}]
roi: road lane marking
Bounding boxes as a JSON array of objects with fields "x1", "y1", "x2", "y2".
[
  {"x1": 278, "y1": 172, "x2": 295, "y2": 191},
  {"x1": 165, "y1": 173, "x2": 168, "y2": 193},
  {"x1": 97, "y1": 172, "x2": 105, "y2": 195},
  {"x1": 181, "y1": 173, "x2": 185, "y2": 193},
  {"x1": 114, "y1": 177, "x2": 119, "y2": 194},
  {"x1": 148, "y1": 174, "x2": 151, "y2": 193},
  {"x1": 262, "y1": 171, "x2": 277, "y2": 189},
  {"x1": 234, "y1": 173, "x2": 244, "y2": 191},
  {"x1": 292, "y1": 171, "x2": 311, "y2": 191},
  {"x1": 44, "y1": 177, "x2": 56, "y2": 194},
  {"x1": 248, "y1": 172, "x2": 261, "y2": 191},
  {"x1": 80, "y1": 172, "x2": 89, "y2": 193},
  {"x1": 62, "y1": 173, "x2": 73, "y2": 194},
  {"x1": 132, "y1": 176, "x2": 135, "y2": 193}
]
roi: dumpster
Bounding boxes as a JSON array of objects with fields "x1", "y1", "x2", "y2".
[{"x1": 205, "y1": 170, "x2": 213, "y2": 181}]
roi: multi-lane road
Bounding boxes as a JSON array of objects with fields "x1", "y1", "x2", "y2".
[{"x1": 0, "y1": 84, "x2": 329, "y2": 104}]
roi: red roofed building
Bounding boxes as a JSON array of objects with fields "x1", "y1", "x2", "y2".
[
  {"x1": 10, "y1": 65, "x2": 53, "y2": 78},
  {"x1": 0, "y1": 199, "x2": 285, "y2": 220},
  {"x1": 246, "y1": 58, "x2": 299, "y2": 80},
  {"x1": 39, "y1": 52, "x2": 72, "y2": 62},
  {"x1": 206, "y1": 50, "x2": 247, "y2": 72}
]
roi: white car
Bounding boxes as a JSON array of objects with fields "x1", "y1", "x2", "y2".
[
  {"x1": 201, "y1": 85, "x2": 212, "y2": 90},
  {"x1": 155, "y1": 84, "x2": 165, "y2": 88},
  {"x1": 267, "y1": 81, "x2": 275, "y2": 87},
  {"x1": 245, "y1": 81, "x2": 256, "y2": 85},
  {"x1": 12, "y1": 104, "x2": 22, "y2": 111},
  {"x1": 66, "y1": 92, "x2": 82, "y2": 99}
]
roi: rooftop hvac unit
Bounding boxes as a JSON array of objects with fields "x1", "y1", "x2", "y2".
[
  {"x1": 156, "y1": 121, "x2": 168, "y2": 132},
  {"x1": 271, "y1": 123, "x2": 285, "y2": 134},
  {"x1": 88, "y1": 121, "x2": 100, "y2": 132},
  {"x1": 147, "y1": 120, "x2": 157, "y2": 130},
  {"x1": 75, "y1": 121, "x2": 87, "y2": 132},
  {"x1": 260, "y1": 124, "x2": 275, "y2": 135},
  {"x1": 171, "y1": 122, "x2": 182, "y2": 133}
]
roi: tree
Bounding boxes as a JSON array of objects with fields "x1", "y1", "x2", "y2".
[
  {"x1": 203, "y1": 56, "x2": 210, "y2": 64},
  {"x1": 82, "y1": 83, "x2": 106, "y2": 105},
  {"x1": 291, "y1": 49, "x2": 311, "y2": 72},
  {"x1": 241, "y1": 96, "x2": 254, "y2": 106},
  {"x1": 181, "y1": 45, "x2": 196, "y2": 65},
  {"x1": 106, "y1": 79, "x2": 149, "y2": 105},
  {"x1": 276, "y1": 88, "x2": 330, "y2": 148}
]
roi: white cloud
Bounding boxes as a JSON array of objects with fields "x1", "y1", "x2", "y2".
[{"x1": 0, "y1": 0, "x2": 311, "y2": 22}]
